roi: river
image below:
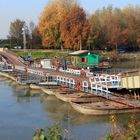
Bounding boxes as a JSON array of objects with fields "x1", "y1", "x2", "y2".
[{"x1": 0, "y1": 76, "x2": 140, "y2": 140}]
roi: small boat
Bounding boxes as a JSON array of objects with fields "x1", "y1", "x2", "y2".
[
  {"x1": 16, "y1": 80, "x2": 27, "y2": 86},
  {"x1": 55, "y1": 92, "x2": 79, "y2": 102},
  {"x1": 30, "y1": 84, "x2": 41, "y2": 90},
  {"x1": 29, "y1": 89, "x2": 44, "y2": 96},
  {"x1": 0, "y1": 72, "x2": 15, "y2": 81},
  {"x1": 55, "y1": 92, "x2": 100, "y2": 103},
  {"x1": 70, "y1": 100, "x2": 140, "y2": 115},
  {"x1": 41, "y1": 87, "x2": 61, "y2": 95}
]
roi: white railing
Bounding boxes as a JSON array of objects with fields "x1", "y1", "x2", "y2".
[
  {"x1": 89, "y1": 74, "x2": 120, "y2": 89},
  {"x1": 59, "y1": 68, "x2": 81, "y2": 76}
]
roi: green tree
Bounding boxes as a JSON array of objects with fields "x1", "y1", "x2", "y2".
[
  {"x1": 31, "y1": 26, "x2": 42, "y2": 49},
  {"x1": 9, "y1": 19, "x2": 25, "y2": 46}
]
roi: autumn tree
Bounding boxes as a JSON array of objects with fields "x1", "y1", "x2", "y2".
[
  {"x1": 88, "y1": 13, "x2": 108, "y2": 50},
  {"x1": 9, "y1": 19, "x2": 25, "y2": 46},
  {"x1": 39, "y1": 0, "x2": 77, "y2": 49},
  {"x1": 28, "y1": 21, "x2": 40, "y2": 49},
  {"x1": 60, "y1": 5, "x2": 90, "y2": 50},
  {"x1": 31, "y1": 26, "x2": 42, "y2": 49},
  {"x1": 123, "y1": 6, "x2": 137, "y2": 51},
  {"x1": 89, "y1": 5, "x2": 140, "y2": 51},
  {"x1": 89, "y1": 6, "x2": 114, "y2": 50}
]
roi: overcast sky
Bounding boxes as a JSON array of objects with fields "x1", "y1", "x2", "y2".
[{"x1": 0, "y1": 0, "x2": 140, "y2": 39}]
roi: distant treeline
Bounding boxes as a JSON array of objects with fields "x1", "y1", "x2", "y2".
[{"x1": 6, "y1": 0, "x2": 140, "y2": 51}]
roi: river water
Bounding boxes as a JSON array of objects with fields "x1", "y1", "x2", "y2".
[{"x1": 0, "y1": 76, "x2": 140, "y2": 140}]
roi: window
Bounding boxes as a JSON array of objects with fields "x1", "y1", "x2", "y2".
[
  {"x1": 74, "y1": 57, "x2": 77, "y2": 64},
  {"x1": 80, "y1": 57, "x2": 87, "y2": 62}
]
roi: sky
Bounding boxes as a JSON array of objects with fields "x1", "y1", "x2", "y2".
[{"x1": 0, "y1": 0, "x2": 140, "y2": 39}]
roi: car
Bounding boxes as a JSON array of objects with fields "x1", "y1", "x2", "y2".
[
  {"x1": 14, "y1": 46, "x2": 21, "y2": 49},
  {"x1": 117, "y1": 49, "x2": 126, "y2": 53}
]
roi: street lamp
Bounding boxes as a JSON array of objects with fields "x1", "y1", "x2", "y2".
[{"x1": 22, "y1": 26, "x2": 26, "y2": 52}]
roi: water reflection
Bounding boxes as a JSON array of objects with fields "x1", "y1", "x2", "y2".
[
  {"x1": 0, "y1": 76, "x2": 140, "y2": 140},
  {"x1": 41, "y1": 95, "x2": 109, "y2": 126},
  {"x1": 13, "y1": 87, "x2": 44, "y2": 103}
]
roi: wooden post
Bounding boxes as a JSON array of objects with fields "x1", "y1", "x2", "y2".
[
  {"x1": 137, "y1": 90, "x2": 140, "y2": 100},
  {"x1": 134, "y1": 91, "x2": 137, "y2": 100}
]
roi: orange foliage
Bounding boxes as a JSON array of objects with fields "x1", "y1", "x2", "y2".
[
  {"x1": 38, "y1": 0, "x2": 77, "y2": 48},
  {"x1": 60, "y1": 5, "x2": 90, "y2": 50}
]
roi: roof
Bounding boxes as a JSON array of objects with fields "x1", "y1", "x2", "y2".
[
  {"x1": 41, "y1": 59, "x2": 51, "y2": 61},
  {"x1": 69, "y1": 50, "x2": 89, "y2": 56}
]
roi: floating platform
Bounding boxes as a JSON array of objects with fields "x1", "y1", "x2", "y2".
[
  {"x1": 38, "y1": 81, "x2": 58, "y2": 86},
  {"x1": 41, "y1": 87, "x2": 61, "y2": 95},
  {"x1": 30, "y1": 84, "x2": 41, "y2": 90},
  {"x1": 70, "y1": 100, "x2": 140, "y2": 115}
]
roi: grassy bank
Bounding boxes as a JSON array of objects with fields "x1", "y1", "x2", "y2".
[
  {"x1": 119, "y1": 53, "x2": 140, "y2": 60},
  {"x1": 102, "y1": 51, "x2": 140, "y2": 61},
  {"x1": 14, "y1": 50, "x2": 140, "y2": 61},
  {"x1": 14, "y1": 50, "x2": 69, "y2": 60}
]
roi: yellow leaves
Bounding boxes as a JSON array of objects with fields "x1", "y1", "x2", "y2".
[{"x1": 38, "y1": 0, "x2": 77, "y2": 48}]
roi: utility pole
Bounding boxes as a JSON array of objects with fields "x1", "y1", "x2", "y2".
[
  {"x1": 22, "y1": 26, "x2": 26, "y2": 53},
  {"x1": 80, "y1": 35, "x2": 82, "y2": 50}
]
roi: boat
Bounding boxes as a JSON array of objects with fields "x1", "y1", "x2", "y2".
[
  {"x1": 29, "y1": 89, "x2": 44, "y2": 96},
  {"x1": 55, "y1": 92, "x2": 79, "y2": 102},
  {"x1": 70, "y1": 100, "x2": 140, "y2": 115},
  {"x1": 71, "y1": 95, "x2": 106, "y2": 103},
  {"x1": 55, "y1": 92, "x2": 102, "y2": 103},
  {"x1": 41, "y1": 87, "x2": 61, "y2": 95},
  {"x1": 30, "y1": 84, "x2": 41, "y2": 90}
]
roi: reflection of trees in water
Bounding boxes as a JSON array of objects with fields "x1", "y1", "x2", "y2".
[
  {"x1": 114, "y1": 112, "x2": 140, "y2": 129},
  {"x1": 16, "y1": 88, "x2": 31, "y2": 103},
  {"x1": 0, "y1": 78, "x2": 14, "y2": 86},
  {"x1": 40, "y1": 95, "x2": 113, "y2": 140},
  {"x1": 15, "y1": 88, "x2": 45, "y2": 103},
  {"x1": 0, "y1": 77, "x2": 44, "y2": 103}
]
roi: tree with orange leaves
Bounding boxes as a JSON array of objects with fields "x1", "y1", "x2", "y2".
[
  {"x1": 38, "y1": 0, "x2": 77, "y2": 49},
  {"x1": 60, "y1": 5, "x2": 90, "y2": 50}
]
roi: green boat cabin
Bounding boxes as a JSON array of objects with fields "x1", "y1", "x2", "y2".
[{"x1": 70, "y1": 50, "x2": 99, "y2": 67}]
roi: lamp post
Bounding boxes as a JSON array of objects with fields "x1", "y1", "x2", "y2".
[{"x1": 22, "y1": 26, "x2": 26, "y2": 52}]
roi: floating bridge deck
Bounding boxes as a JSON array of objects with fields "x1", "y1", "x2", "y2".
[
  {"x1": 0, "y1": 49, "x2": 140, "y2": 108},
  {"x1": 121, "y1": 69, "x2": 140, "y2": 89}
]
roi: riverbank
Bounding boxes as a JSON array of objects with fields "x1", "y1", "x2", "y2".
[{"x1": 0, "y1": 72, "x2": 16, "y2": 81}]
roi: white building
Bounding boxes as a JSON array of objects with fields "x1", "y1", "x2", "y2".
[{"x1": 40, "y1": 59, "x2": 52, "y2": 69}]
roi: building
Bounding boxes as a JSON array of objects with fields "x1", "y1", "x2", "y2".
[
  {"x1": 69, "y1": 50, "x2": 99, "y2": 67},
  {"x1": 40, "y1": 59, "x2": 52, "y2": 68}
]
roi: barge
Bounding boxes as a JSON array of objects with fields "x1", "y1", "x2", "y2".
[{"x1": 70, "y1": 100, "x2": 140, "y2": 115}]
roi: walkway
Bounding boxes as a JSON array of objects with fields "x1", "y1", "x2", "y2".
[{"x1": 0, "y1": 49, "x2": 140, "y2": 108}]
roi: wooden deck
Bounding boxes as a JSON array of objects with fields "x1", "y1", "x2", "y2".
[{"x1": 121, "y1": 69, "x2": 140, "y2": 89}]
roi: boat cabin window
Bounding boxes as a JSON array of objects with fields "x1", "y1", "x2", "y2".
[{"x1": 80, "y1": 57, "x2": 87, "y2": 62}]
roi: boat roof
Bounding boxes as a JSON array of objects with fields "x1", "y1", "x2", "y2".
[{"x1": 69, "y1": 50, "x2": 89, "y2": 56}]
